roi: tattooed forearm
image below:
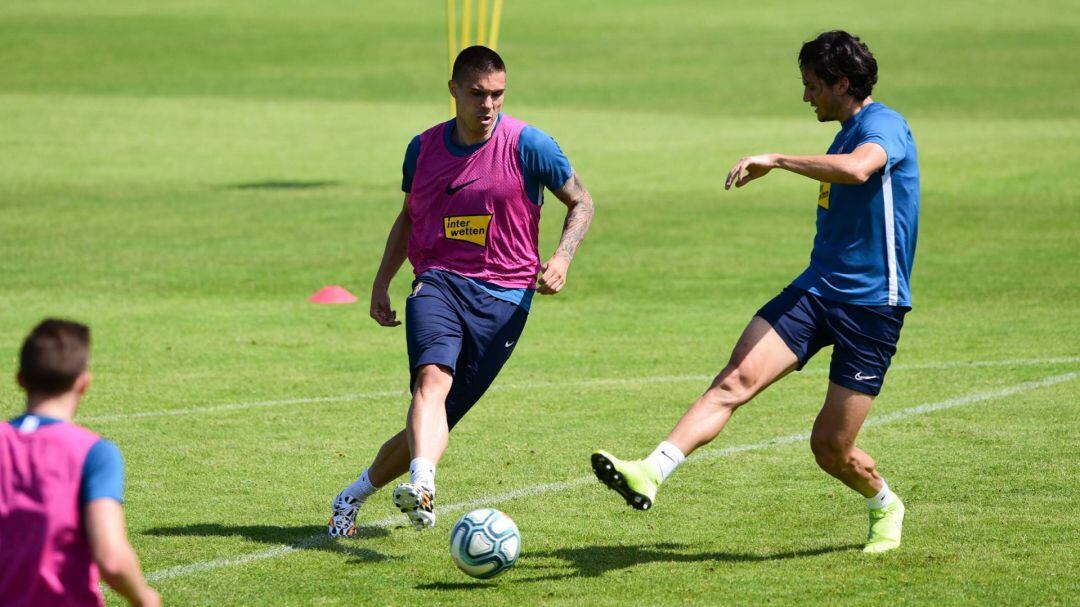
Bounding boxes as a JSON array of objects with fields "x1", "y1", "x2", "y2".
[{"x1": 552, "y1": 172, "x2": 595, "y2": 262}]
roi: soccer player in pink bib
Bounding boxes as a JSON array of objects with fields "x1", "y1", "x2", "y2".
[
  {"x1": 1, "y1": 319, "x2": 160, "y2": 607},
  {"x1": 328, "y1": 46, "x2": 595, "y2": 535}
]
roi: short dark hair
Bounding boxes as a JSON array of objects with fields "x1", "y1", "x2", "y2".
[
  {"x1": 19, "y1": 319, "x2": 91, "y2": 396},
  {"x1": 798, "y1": 30, "x2": 878, "y2": 100},
  {"x1": 452, "y1": 45, "x2": 505, "y2": 82}
]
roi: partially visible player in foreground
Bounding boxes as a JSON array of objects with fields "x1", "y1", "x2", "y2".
[
  {"x1": 0, "y1": 320, "x2": 160, "y2": 606},
  {"x1": 328, "y1": 46, "x2": 594, "y2": 535},
  {"x1": 593, "y1": 31, "x2": 919, "y2": 553}
]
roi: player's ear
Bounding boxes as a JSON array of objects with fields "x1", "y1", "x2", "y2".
[
  {"x1": 16, "y1": 372, "x2": 26, "y2": 390},
  {"x1": 836, "y1": 77, "x2": 851, "y2": 97},
  {"x1": 448, "y1": 79, "x2": 458, "y2": 99},
  {"x1": 74, "y1": 371, "x2": 92, "y2": 397}
]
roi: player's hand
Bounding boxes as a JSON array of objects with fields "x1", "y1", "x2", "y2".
[
  {"x1": 725, "y1": 154, "x2": 777, "y2": 189},
  {"x1": 538, "y1": 256, "x2": 570, "y2": 295},
  {"x1": 369, "y1": 284, "x2": 401, "y2": 327}
]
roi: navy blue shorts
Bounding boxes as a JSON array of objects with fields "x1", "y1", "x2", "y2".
[
  {"x1": 755, "y1": 287, "x2": 908, "y2": 396},
  {"x1": 405, "y1": 270, "x2": 529, "y2": 429}
]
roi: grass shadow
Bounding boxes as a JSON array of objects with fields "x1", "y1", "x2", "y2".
[
  {"x1": 143, "y1": 523, "x2": 391, "y2": 563},
  {"x1": 517, "y1": 542, "x2": 861, "y2": 581},
  {"x1": 225, "y1": 180, "x2": 341, "y2": 190},
  {"x1": 415, "y1": 581, "x2": 498, "y2": 591}
]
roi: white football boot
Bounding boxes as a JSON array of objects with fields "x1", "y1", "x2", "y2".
[
  {"x1": 392, "y1": 483, "x2": 436, "y2": 530},
  {"x1": 327, "y1": 490, "x2": 363, "y2": 538}
]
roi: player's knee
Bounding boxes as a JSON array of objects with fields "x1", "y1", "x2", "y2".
[
  {"x1": 704, "y1": 367, "x2": 756, "y2": 409},
  {"x1": 415, "y1": 363, "x2": 451, "y2": 379},
  {"x1": 413, "y1": 364, "x2": 453, "y2": 395},
  {"x1": 809, "y1": 434, "x2": 853, "y2": 472}
]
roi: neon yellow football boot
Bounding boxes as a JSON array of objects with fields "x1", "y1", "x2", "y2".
[
  {"x1": 591, "y1": 450, "x2": 660, "y2": 511},
  {"x1": 863, "y1": 497, "x2": 905, "y2": 553}
]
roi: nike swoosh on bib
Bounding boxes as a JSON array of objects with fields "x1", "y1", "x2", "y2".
[{"x1": 445, "y1": 177, "x2": 481, "y2": 196}]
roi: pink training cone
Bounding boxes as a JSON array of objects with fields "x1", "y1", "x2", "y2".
[{"x1": 309, "y1": 285, "x2": 357, "y2": 304}]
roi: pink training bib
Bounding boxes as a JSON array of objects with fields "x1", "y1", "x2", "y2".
[
  {"x1": 0, "y1": 419, "x2": 104, "y2": 607},
  {"x1": 408, "y1": 114, "x2": 542, "y2": 289}
]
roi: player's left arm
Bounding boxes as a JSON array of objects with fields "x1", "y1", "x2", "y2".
[
  {"x1": 539, "y1": 171, "x2": 595, "y2": 295},
  {"x1": 85, "y1": 500, "x2": 160, "y2": 607},
  {"x1": 725, "y1": 143, "x2": 887, "y2": 189},
  {"x1": 81, "y1": 440, "x2": 160, "y2": 607}
]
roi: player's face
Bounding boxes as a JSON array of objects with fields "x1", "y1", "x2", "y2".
[
  {"x1": 802, "y1": 69, "x2": 846, "y2": 122},
  {"x1": 450, "y1": 70, "x2": 506, "y2": 135}
]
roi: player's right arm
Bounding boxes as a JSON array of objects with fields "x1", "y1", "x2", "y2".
[
  {"x1": 725, "y1": 144, "x2": 887, "y2": 189},
  {"x1": 85, "y1": 499, "x2": 161, "y2": 607},
  {"x1": 370, "y1": 196, "x2": 411, "y2": 327}
]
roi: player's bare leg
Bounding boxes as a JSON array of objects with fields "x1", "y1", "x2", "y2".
[
  {"x1": 666, "y1": 316, "x2": 801, "y2": 455},
  {"x1": 367, "y1": 430, "x2": 410, "y2": 487},
  {"x1": 394, "y1": 363, "x2": 453, "y2": 529},
  {"x1": 405, "y1": 364, "x2": 453, "y2": 463},
  {"x1": 593, "y1": 316, "x2": 799, "y2": 509},
  {"x1": 810, "y1": 382, "x2": 880, "y2": 495},
  {"x1": 329, "y1": 365, "x2": 453, "y2": 536},
  {"x1": 329, "y1": 430, "x2": 410, "y2": 538},
  {"x1": 811, "y1": 381, "x2": 904, "y2": 552}
]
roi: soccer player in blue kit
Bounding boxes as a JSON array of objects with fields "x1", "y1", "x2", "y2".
[{"x1": 593, "y1": 31, "x2": 919, "y2": 553}]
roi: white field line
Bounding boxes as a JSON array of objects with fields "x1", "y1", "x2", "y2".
[
  {"x1": 85, "y1": 356, "x2": 1080, "y2": 423},
  {"x1": 145, "y1": 371, "x2": 1078, "y2": 583}
]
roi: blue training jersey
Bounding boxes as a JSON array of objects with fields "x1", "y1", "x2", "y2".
[{"x1": 791, "y1": 102, "x2": 920, "y2": 307}]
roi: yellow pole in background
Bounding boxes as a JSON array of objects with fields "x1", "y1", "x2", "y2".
[
  {"x1": 477, "y1": 0, "x2": 488, "y2": 46},
  {"x1": 448, "y1": 0, "x2": 504, "y2": 116},
  {"x1": 489, "y1": 0, "x2": 503, "y2": 50},
  {"x1": 460, "y1": 0, "x2": 472, "y2": 49},
  {"x1": 447, "y1": 0, "x2": 457, "y2": 115}
]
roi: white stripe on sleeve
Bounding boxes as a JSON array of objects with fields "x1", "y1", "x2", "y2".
[{"x1": 882, "y1": 167, "x2": 899, "y2": 306}]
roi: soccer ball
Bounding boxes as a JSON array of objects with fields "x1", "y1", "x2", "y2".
[{"x1": 448, "y1": 508, "x2": 520, "y2": 579}]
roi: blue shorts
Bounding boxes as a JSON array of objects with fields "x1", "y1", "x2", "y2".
[
  {"x1": 755, "y1": 287, "x2": 908, "y2": 396},
  {"x1": 405, "y1": 270, "x2": 529, "y2": 429}
]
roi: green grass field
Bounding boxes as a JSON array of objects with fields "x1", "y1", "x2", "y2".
[{"x1": 1, "y1": 0, "x2": 1078, "y2": 604}]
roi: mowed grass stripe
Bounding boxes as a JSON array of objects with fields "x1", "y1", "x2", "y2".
[
  {"x1": 144, "y1": 371, "x2": 1078, "y2": 583},
  {"x1": 79, "y1": 356, "x2": 1080, "y2": 423}
]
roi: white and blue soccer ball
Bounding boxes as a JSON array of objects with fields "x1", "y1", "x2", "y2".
[{"x1": 449, "y1": 508, "x2": 520, "y2": 579}]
